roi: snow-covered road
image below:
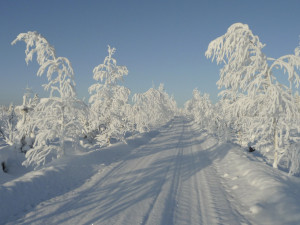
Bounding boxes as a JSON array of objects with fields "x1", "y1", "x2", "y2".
[
  {"x1": 3, "y1": 117, "x2": 300, "y2": 225},
  {"x1": 7, "y1": 117, "x2": 245, "y2": 225}
]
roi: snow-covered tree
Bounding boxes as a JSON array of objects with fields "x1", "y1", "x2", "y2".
[
  {"x1": 205, "y1": 23, "x2": 268, "y2": 99},
  {"x1": 287, "y1": 142, "x2": 300, "y2": 175},
  {"x1": 0, "y1": 104, "x2": 18, "y2": 146},
  {"x1": 133, "y1": 84, "x2": 177, "y2": 132},
  {"x1": 0, "y1": 106, "x2": 8, "y2": 140},
  {"x1": 206, "y1": 23, "x2": 300, "y2": 170},
  {"x1": 89, "y1": 46, "x2": 132, "y2": 146},
  {"x1": 14, "y1": 87, "x2": 38, "y2": 152},
  {"x1": 184, "y1": 89, "x2": 228, "y2": 142},
  {"x1": 12, "y1": 31, "x2": 87, "y2": 168}
]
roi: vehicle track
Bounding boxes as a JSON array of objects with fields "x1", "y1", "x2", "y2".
[{"x1": 141, "y1": 118, "x2": 186, "y2": 225}]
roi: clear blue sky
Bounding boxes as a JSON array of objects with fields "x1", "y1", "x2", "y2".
[{"x1": 1, "y1": 0, "x2": 300, "y2": 107}]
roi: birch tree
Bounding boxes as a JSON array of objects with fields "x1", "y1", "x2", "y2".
[
  {"x1": 12, "y1": 31, "x2": 87, "y2": 168},
  {"x1": 206, "y1": 23, "x2": 300, "y2": 169},
  {"x1": 89, "y1": 46, "x2": 132, "y2": 146}
]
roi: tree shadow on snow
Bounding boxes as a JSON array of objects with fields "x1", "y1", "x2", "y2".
[{"x1": 6, "y1": 117, "x2": 232, "y2": 225}]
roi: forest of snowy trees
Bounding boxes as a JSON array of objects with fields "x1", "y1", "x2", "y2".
[
  {"x1": 0, "y1": 31, "x2": 177, "y2": 169},
  {"x1": 1, "y1": 23, "x2": 300, "y2": 175}
]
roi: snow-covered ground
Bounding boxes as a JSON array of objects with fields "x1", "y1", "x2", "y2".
[{"x1": 1, "y1": 117, "x2": 300, "y2": 225}]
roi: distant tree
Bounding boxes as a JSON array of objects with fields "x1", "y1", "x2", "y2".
[
  {"x1": 12, "y1": 31, "x2": 87, "y2": 168},
  {"x1": 184, "y1": 89, "x2": 228, "y2": 142},
  {"x1": 133, "y1": 84, "x2": 177, "y2": 132},
  {"x1": 0, "y1": 106, "x2": 7, "y2": 140},
  {"x1": 0, "y1": 104, "x2": 18, "y2": 146}
]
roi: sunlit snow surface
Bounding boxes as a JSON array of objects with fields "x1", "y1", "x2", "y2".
[{"x1": 1, "y1": 117, "x2": 300, "y2": 225}]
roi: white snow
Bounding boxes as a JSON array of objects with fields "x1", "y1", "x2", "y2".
[{"x1": 1, "y1": 117, "x2": 300, "y2": 225}]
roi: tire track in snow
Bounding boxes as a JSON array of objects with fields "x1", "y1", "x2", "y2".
[
  {"x1": 190, "y1": 132, "x2": 250, "y2": 225},
  {"x1": 171, "y1": 125, "x2": 214, "y2": 225},
  {"x1": 141, "y1": 117, "x2": 186, "y2": 225},
  {"x1": 190, "y1": 134, "x2": 214, "y2": 225},
  {"x1": 161, "y1": 137, "x2": 184, "y2": 224},
  {"x1": 83, "y1": 118, "x2": 185, "y2": 225},
  {"x1": 78, "y1": 122, "x2": 179, "y2": 225},
  {"x1": 171, "y1": 124, "x2": 249, "y2": 225}
]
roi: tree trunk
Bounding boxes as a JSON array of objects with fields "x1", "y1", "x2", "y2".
[
  {"x1": 273, "y1": 118, "x2": 278, "y2": 168},
  {"x1": 60, "y1": 105, "x2": 65, "y2": 156}
]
